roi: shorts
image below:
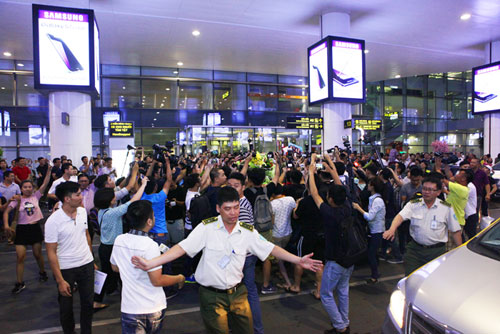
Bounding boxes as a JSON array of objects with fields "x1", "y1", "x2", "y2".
[
  {"x1": 273, "y1": 234, "x2": 291, "y2": 249},
  {"x1": 14, "y1": 222, "x2": 44, "y2": 245},
  {"x1": 297, "y1": 234, "x2": 324, "y2": 261},
  {"x1": 259, "y1": 230, "x2": 274, "y2": 261}
]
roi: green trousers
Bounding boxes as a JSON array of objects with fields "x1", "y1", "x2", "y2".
[
  {"x1": 199, "y1": 284, "x2": 253, "y2": 334},
  {"x1": 404, "y1": 241, "x2": 446, "y2": 276}
]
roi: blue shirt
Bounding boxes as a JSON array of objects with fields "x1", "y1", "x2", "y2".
[
  {"x1": 363, "y1": 194, "x2": 386, "y2": 234},
  {"x1": 142, "y1": 190, "x2": 168, "y2": 234},
  {"x1": 99, "y1": 201, "x2": 132, "y2": 245}
]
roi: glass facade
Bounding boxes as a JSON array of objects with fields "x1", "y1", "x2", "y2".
[{"x1": 0, "y1": 61, "x2": 484, "y2": 162}]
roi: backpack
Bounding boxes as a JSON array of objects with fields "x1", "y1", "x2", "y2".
[
  {"x1": 189, "y1": 194, "x2": 213, "y2": 228},
  {"x1": 249, "y1": 187, "x2": 274, "y2": 232},
  {"x1": 88, "y1": 207, "x2": 101, "y2": 236},
  {"x1": 336, "y1": 214, "x2": 368, "y2": 268}
]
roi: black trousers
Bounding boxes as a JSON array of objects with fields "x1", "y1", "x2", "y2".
[
  {"x1": 464, "y1": 214, "x2": 478, "y2": 240},
  {"x1": 95, "y1": 243, "x2": 119, "y2": 303},
  {"x1": 59, "y1": 261, "x2": 94, "y2": 334}
]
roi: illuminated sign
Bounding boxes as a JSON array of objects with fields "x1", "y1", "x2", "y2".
[
  {"x1": 344, "y1": 120, "x2": 352, "y2": 129},
  {"x1": 109, "y1": 122, "x2": 134, "y2": 137},
  {"x1": 222, "y1": 91, "x2": 230, "y2": 100},
  {"x1": 33, "y1": 4, "x2": 100, "y2": 96},
  {"x1": 354, "y1": 119, "x2": 381, "y2": 130},
  {"x1": 286, "y1": 117, "x2": 324, "y2": 129},
  {"x1": 308, "y1": 41, "x2": 329, "y2": 104},
  {"x1": 472, "y1": 60, "x2": 500, "y2": 114}
]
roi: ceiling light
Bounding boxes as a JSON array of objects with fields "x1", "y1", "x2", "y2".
[
  {"x1": 122, "y1": 86, "x2": 126, "y2": 90},
  {"x1": 143, "y1": 96, "x2": 146, "y2": 98},
  {"x1": 192, "y1": 30, "x2": 200, "y2": 37},
  {"x1": 17, "y1": 63, "x2": 24, "y2": 67},
  {"x1": 156, "y1": 111, "x2": 160, "y2": 114},
  {"x1": 181, "y1": 89, "x2": 184, "y2": 92},
  {"x1": 460, "y1": 13, "x2": 471, "y2": 20},
  {"x1": 395, "y1": 74, "x2": 401, "y2": 78},
  {"x1": 3, "y1": 52, "x2": 12, "y2": 57},
  {"x1": 177, "y1": 62, "x2": 183, "y2": 66},
  {"x1": 165, "y1": 88, "x2": 170, "y2": 91},
  {"x1": 1, "y1": 87, "x2": 5, "y2": 90},
  {"x1": 24, "y1": 84, "x2": 28, "y2": 87},
  {"x1": 298, "y1": 79, "x2": 303, "y2": 82},
  {"x1": 173, "y1": 71, "x2": 178, "y2": 74},
  {"x1": 364, "y1": 49, "x2": 370, "y2": 54},
  {"x1": 153, "y1": 118, "x2": 157, "y2": 121}
]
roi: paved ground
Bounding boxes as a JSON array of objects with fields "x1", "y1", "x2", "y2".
[{"x1": 1, "y1": 202, "x2": 499, "y2": 334}]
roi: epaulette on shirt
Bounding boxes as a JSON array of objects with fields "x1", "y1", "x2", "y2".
[
  {"x1": 239, "y1": 222, "x2": 254, "y2": 232},
  {"x1": 410, "y1": 198, "x2": 422, "y2": 204},
  {"x1": 440, "y1": 200, "x2": 451, "y2": 207},
  {"x1": 202, "y1": 217, "x2": 218, "y2": 225}
]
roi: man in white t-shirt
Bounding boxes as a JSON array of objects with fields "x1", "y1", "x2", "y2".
[
  {"x1": 99, "y1": 157, "x2": 117, "y2": 181},
  {"x1": 111, "y1": 200, "x2": 184, "y2": 334},
  {"x1": 48, "y1": 163, "x2": 78, "y2": 197},
  {"x1": 45, "y1": 181, "x2": 95, "y2": 334}
]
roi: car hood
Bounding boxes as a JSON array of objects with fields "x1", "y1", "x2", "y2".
[{"x1": 405, "y1": 245, "x2": 500, "y2": 333}]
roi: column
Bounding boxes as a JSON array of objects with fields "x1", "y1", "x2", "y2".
[
  {"x1": 483, "y1": 41, "x2": 500, "y2": 158},
  {"x1": 49, "y1": 92, "x2": 92, "y2": 162},
  {"x1": 321, "y1": 12, "x2": 353, "y2": 151}
]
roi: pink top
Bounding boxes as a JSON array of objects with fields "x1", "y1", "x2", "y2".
[{"x1": 9, "y1": 191, "x2": 43, "y2": 225}]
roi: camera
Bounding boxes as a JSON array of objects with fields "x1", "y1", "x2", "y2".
[
  {"x1": 433, "y1": 152, "x2": 459, "y2": 165},
  {"x1": 342, "y1": 135, "x2": 351, "y2": 151},
  {"x1": 152, "y1": 144, "x2": 167, "y2": 164}
]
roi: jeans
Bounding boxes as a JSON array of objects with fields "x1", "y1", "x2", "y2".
[
  {"x1": 152, "y1": 234, "x2": 174, "y2": 295},
  {"x1": 166, "y1": 219, "x2": 185, "y2": 245},
  {"x1": 121, "y1": 309, "x2": 166, "y2": 334},
  {"x1": 95, "y1": 243, "x2": 119, "y2": 303},
  {"x1": 242, "y1": 255, "x2": 264, "y2": 334},
  {"x1": 381, "y1": 218, "x2": 402, "y2": 260},
  {"x1": 368, "y1": 233, "x2": 383, "y2": 279},
  {"x1": 58, "y1": 262, "x2": 94, "y2": 334},
  {"x1": 320, "y1": 261, "x2": 354, "y2": 330}
]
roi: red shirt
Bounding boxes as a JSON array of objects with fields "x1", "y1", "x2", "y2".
[{"x1": 12, "y1": 166, "x2": 31, "y2": 183}]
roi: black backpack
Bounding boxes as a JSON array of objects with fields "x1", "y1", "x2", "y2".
[
  {"x1": 189, "y1": 194, "x2": 213, "y2": 228},
  {"x1": 336, "y1": 214, "x2": 368, "y2": 268}
]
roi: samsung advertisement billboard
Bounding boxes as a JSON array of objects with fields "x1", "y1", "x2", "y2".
[
  {"x1": 472, "y1": 60, "x2": 500, "y2": 114},
  {"x1": 33, "y1": 4, "x2": 100, "y2": 96},
  {"x1": 308, "y1": 36, "x2": 366, "y2": 105}
]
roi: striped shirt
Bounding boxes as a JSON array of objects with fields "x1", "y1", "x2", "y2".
[{"x1": 239, "y1": 196, "x2": 254, "y2": 225}]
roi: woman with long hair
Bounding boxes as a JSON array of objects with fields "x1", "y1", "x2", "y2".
[{"x1": 3, "y1": 165, "x2": 52, "y2": 294}]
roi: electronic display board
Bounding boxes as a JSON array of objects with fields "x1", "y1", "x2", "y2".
[
  {"x1": 33, "y1": 4, "x2": 100, "y2": 96},
  {"x1": 308, "y1": 38, "x2": 330, "y2": 104},
  {"x1": 354, "y1": 119, "x2": 381, "y2": 130},
  {"x1": 286, "y1": 116, "x2": 324, "y2": 129},
  {"x1": 109, "y1": 122, "x2": 134, "y2": 137},
  {"x1": 472, "y1": 60, "x2": 500, "y2": 114}
]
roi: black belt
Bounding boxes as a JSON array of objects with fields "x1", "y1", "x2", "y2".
[
  {"x1": 201, "y1": 282, "x2": 242, "y2": 295},
  {"x1": 412, "y1": 240, "x2": 446, "y2": 249}
]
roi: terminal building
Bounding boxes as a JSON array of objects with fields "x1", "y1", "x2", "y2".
[{"x1": 0, "y1": 1, "x2": 498, "y2": 162}]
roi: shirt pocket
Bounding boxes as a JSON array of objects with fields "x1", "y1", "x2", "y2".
[{"x1": 205, "y1": 240, "x2": 226, "y2": 261}]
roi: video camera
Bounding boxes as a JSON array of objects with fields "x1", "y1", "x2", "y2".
[
  {"x1": 433, "y1": 152, "x2": 459, "y2": 165},
  {"x1": 152, "y1": 142, "x2": 178, "y2": 166}
]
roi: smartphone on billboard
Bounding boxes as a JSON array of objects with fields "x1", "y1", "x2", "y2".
[
  {"x1": 312, "y1": 65, "x2": 326, "y2": 89},
  {"x1": 332, "y1": 69, "x2": 358, "y2": 87},
  {"x1": 47, "y1": 34, "x2": 84, "y2": 72},
  {"x1": 474, "y1": 92, "x2": 497, "y2": 103}
]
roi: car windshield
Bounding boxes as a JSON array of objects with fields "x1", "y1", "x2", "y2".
[{"x1": 468, "y1": 218, "x2": 500, "y2": 261}]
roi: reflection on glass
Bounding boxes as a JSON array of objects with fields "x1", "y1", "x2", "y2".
[
  {"x1": 248, "y1": 85, "x2": 277, "y2": 111},
  {"x1": 214, "y1": 83, "x2": 246, "y2": 110},
  {"x1": 102, "y1": 79, "x2": 140, "y2": 108},
  {"x1": 178, "y1": 82, "x2": 213, "y2": 110},
  {"x1": 142, "y1": 80, "x2": 177, "y2": 109}
]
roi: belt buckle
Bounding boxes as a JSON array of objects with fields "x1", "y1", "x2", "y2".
[{"x1": 227, "y1": 286, "x2": 236, "y2": 295}]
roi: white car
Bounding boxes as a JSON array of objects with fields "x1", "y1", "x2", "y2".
[{"x1": 382, "y1": 217, "x2": 500, "y2": 334}]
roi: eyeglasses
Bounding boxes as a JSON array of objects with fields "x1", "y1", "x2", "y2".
[{"x1": 422, "y1": 187, "x2": 438, "y2": 192}]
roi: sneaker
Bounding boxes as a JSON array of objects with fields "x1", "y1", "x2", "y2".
[
  {"x1": 165, "y1": 290, "x2": 179, "y2": 300},
  {"x1": 261, "y1": 283, "x2": 277, "y2": 294},
  {"x1": 39, "y1": 271, "x2": 48, "y2": 282},
  {"x1": 185, "y1": 274, "x2": 196, "y2": 284},
  {"x1": 387, "y1": 258, "x2": 404, "y2": 264},
  {"x1": 378, "y1": 255, "x2": 387, "y2": 261},
  {"x1": 12, "y1": 282, "x2": 26, "y2": 294}
]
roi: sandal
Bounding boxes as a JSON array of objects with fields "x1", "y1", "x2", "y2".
[
  {"x1": 93, "y1": 303, "x2": 109, "y2": 312},
  {"x1": 310, "y1": 290, "x2": 320, "y2": 300},
  {"x1": 284, "y1": 286, "x2": 300, "y2": 294}
]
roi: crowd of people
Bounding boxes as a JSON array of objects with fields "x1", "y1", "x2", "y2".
[{"x1": 0, "y1": 146, "x2": 498, "y2": 334}]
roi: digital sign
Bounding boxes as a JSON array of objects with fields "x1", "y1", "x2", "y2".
[
  {"x1": 109, "y1": 122, "x2": 134, "y2": 137},
  {"x1": 472, "y1": 61, "x2": 500, "y2": 114},
  {"x1": 344, "y1": 120, "x2": 352, "y2": 129},
  {"x1": 286, "y1": 117, "x2": 324, "y2": 129},
  {"x1": 331, "y1": 38, "x2": 365, "y2": 101},
  {"x1": 307, "y1": 36, "x2": 366, "y2": 105},
  {"x1": 33, "y1": 4, "x2": 100, "y2": 96},
  {"x1": 354, "y1": 119, "x2": 381, "y2": 131},
  {"x1": 308, "y1": 40, "x2": 329, "y2": 104}
]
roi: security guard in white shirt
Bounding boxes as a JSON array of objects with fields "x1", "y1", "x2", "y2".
[
  {"x1": 132, "y1": 186, "x2": 322, "y2": 334},
  {"x1": 383, "y1": 176, "x2": 462, "y2": 276}
]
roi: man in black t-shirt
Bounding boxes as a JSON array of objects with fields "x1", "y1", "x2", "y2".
[
  {"x1": 36, "y1": 157, "x2": 49, "y2": 188},
  {"x1": 165, "y1": 182, "x2": 187, "y2": 245},
  {"x1": 283, "y1": 170, "x2": 305, "y2": 200},
  {"x1": 307, "y1": 157, "x2": 352, "y2": 334}
]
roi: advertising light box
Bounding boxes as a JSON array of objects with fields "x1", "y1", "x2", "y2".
[
  {"x1": 472, "y1": 61, "x2": 500, "y2": 114},
  {"x1": 307, "y1": 36, "x2": 366, "y2": 105},
  {"x1": 286, "y1": 116, "x2": 323, "y2": 129},
  {"x1": 33, "y1": 4, "x2": 100, "y2": 96}
]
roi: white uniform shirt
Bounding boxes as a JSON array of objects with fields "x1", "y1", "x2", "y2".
[
  {"x1": 179, "y1": 215, "x2": 275, "y2": 289},
  {"x1": 44, "y1": 207, "x2": 94, "y2": 270},
  {"x1": 465, "y1": 183, "x2": 477, "y2": 219},
  {"x1": 110, "y1": 233, "x2": 166, "y2": 314},
  {"x1": 399, "y1": 198, "x2": 461, "y2": 246}
]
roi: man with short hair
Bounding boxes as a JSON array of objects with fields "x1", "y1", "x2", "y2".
[
  {"x1": 48, "y1": 163, "x2": 78, "y2": 200},
  {"x1": 52, "y1": 158, "x2": 63, "y2": 180},
  {"x1": 12, "y1": 157, "x2": 31, "y2": 184},
  {"x1": 384, "y1": 177, "x2": 462, "y2": 276},
  {"x1": 470, "y1": 158, "x2": 490, "y2": 214},
  {"x1": 0, "y1": 159, "x2": 11, "y2": 183},
  {"x1": 99, "y1": 157, "x2": 117, "y2": 181},
  {"x1": 45, "y1": 181, "x2": 95, "y2": 334},
  {"x1": 94, "y1": 162, "x2": 139, "y2": 202},
  {"x1": 36, "y1": 157, "x2": 49, "y2": 188},
  {"x1": 0, "y1": 170, "x2": 21, "y2": 201},
  {"x1": 110, "y1": 200, "x2": 184, "y2": 334},
  {"x1": 132, "y1": 186, "x2": 322, "y2": 334},
  {"x1": 205, "y1": 167, "x2": 227, "y2": 216},
  {"x1": 80, "y1": 156, "x2": 94, "y2": 176}
]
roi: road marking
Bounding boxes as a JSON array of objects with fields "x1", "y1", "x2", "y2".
[{"x1": 10, "y1": 274, "x2": 405, "y2": 334}]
